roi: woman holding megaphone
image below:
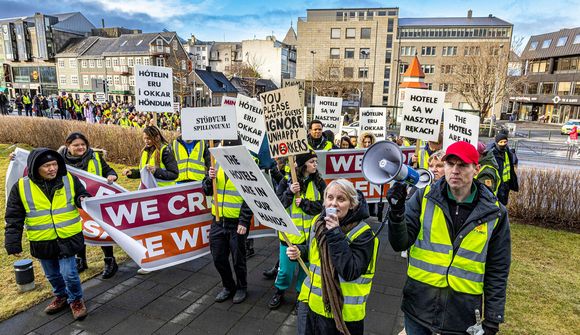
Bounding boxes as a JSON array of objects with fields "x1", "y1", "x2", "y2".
[{"x1": 287, "y1": 179, "x2": 378, "y2": 335}]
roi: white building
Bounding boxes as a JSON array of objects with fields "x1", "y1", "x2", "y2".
[{"x1": 241, "y1": 33, "x2": 296, "y2": 87}]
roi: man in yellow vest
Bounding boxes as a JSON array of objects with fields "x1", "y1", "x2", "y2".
[
  {"x1": 22, "y1": 92, "x2": 33, "y2": 117},
  {"x1": 411, "y1": 135, "x2": 443, "y2": 170},
  {"x1": 5, "y1": 149, "x2": 91, "y2": 320},
  {"x1": 172, "y1": 135, "x2": 210, "y2": 183},
  {"x1": 387, "y1": 141, "x2": 511, "y2": 335},
  {"x1": 490, "y1": 132, "x2": 519, "y2": 205},
  {"x1": 307, "y1": 120, "x2": 335, "y2": 151}
]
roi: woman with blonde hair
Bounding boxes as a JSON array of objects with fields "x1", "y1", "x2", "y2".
[{"x1": 358, "y1": 132, "x2": 376, "y2": 149}]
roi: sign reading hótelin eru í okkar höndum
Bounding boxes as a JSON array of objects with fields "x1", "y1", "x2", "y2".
[
  {"x1": 359, "y1": 107, "x2": 387, "y2": 141},
  {"x1": 236, "y1": 94, "x2": 266, "y2": 154},
  {"x1": 134, "y1": 64, "x2": 174, "y2": 113},
  {"x1": 400, "y1": 88, "x2": 446, "y2": 142}
]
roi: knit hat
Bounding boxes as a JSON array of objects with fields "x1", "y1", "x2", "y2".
[
  {"x1": 36, "y1": 152, "x2": 59, "y2": 167},
  {"x1": 296, "y1": 150, "x2": 317, "y2": 167},
  {"x1": 495, "y1": 132, "x2": 508, "y2": 143}
]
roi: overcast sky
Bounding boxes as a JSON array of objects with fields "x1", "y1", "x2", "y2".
[{"x1": 2, "y1": 0, "x2": 579, "y2": 48}]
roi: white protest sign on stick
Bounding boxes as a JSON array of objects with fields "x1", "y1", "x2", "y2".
[
  {"x1": 400, "y1": 88, "x2": 445, "y2": 142},
  {"x1": 314, "y1": 96, "x2": 343, "y2": 136},
  {"x1": 222, "y1": 95, "x2": 237, "y2": 107},
  {"x1": 134, "y1": 64, "x2": 173, "y2": 112},
  {"x1": 235, "y1": 94, "x2": 266, "y2": 154},
  {"x1": 259, "y1": 85, "x2": 308, "y2": 158},
  {"x1": 180, "y1": 106, "x2": 238, "y2": 141},
  {"x1": 359, "y1": 107, "x2": 387, "y2": 141},
  {"x1": 443, "y1": 109, "x2": 480, "y2": 150}
]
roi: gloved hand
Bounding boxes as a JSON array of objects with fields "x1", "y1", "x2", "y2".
[
  {"x1": 387, "y1": 182, "x2": 407, "y2": 214},
  {"x1": 482, "y1": 320, "x2": 499, "y2": 335}
]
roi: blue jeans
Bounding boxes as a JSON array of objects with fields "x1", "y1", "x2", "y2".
[
  {"x1": 405, "y1": 315, "x2": 434, "y2": 335},
  {"x1": 39, "y1": 256, "x2": 83, "y2": 304},
  {"x1": 274, "y1": 244, "x2": 307, "y2": 293}
]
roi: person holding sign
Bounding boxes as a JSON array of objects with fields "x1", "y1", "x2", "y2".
[
  {"x1": 172, "y1": 135, "x2": 210, "y2": 183},
  {"x1": 269, "y1": 150, "x2": 326, "y2": 310},
  {"x1": 5, "y1": 149, "x2": 91, "y2": 320},
  {"x1": 308, "y1": 120, "x2": 335, "y2": 151},
  {"x1": 387, "y1": 141, "x2": 511, "y2": 335},
  {"x1": 476, "y1": 141, "x2": 501, "y2": 196},
  {"x1": 203, "y1": 139, "x2": 253, "y2": 304},
  {"x1": 287, "y1": 179, "x2": 378, "y2": 335},
  {"x1": 122, "y1": 126, "x2": 178, "y2": 187},
  {"x1": 411, "y1": 134, "x2": 442, "y2": 170}
]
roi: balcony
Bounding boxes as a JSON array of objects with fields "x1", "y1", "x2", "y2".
[
  {"x1": 150, "y1": 46, "x2": 170, "y2": 56},
  {"x1": 112, "y1": 65, "x2": 129, "y2": 74}
]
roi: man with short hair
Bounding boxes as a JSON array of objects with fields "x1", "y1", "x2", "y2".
[
  {"x1": 5, "y1": 148, "x2": 91, "y2": 320},
  {"x1": 23, "y1": 92, "x2": 32, "y2": 116},
  {"x1": 307, "y1": 120, "x2": 335, "y2": 151},
  {"x1": 387, "y1": 141, "x2": 511, "y2": 335}
]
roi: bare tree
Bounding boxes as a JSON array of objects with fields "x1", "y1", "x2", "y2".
[
  {"x1": 309, "y1": 59, "x2": 364, "y2": 100},
  {"x1": 230, "y1": 54, "x2": 263, "y2": 96}
]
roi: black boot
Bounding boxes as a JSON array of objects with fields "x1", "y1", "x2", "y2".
[
  {"x1": 76, "y1": 257, "x2": 88, "y2": 273},
  {"x1": 102, "y1": 257, "x2": 118, "y2": 279},
  {"x1": 262, "y1": 263, "x2": 278, "y2": 280}
]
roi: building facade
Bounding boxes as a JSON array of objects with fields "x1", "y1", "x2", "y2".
[
  {"x1": 240, "y1": 35, "x2": 296, "y2": 87},
  {"x1": 509, "y1": 27, "x2": 580, "y2": 123},
  {"x1": 184, "y1": 34, "x2": 212, "y2": 70},
  {"x1": 0, "y1": 12, "x2": 95, "y2": 98}
]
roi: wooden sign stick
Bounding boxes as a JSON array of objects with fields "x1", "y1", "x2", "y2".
[{"x1": 210, "y1": 140, "x2": 220, "y2": 221}]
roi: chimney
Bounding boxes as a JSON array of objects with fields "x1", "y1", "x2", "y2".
[
  {"x1": 101, "y1": 19, "x2": 105, "y2": 28},
  {"x1": 206, "y1": 66, "x2": 212, "y2": 72},
  {"x1": 488, "y1": 14, "x2": 493, "y2": 18},
  {"x1": 467, "y1": 10, "x2": 473, "y2": 18}
]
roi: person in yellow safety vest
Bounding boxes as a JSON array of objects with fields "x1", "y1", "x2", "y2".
[
  {"x1": 22, "y1": 92, "x2": 33, "y2": 116},
  {"x1": 412, "y1": 137, "x2": 443, "y2": 170},
  {"x1": 268, "y1": 150, "x2": 326, "y2": 310},
  {"x1": 475, "y1": 141, "x2": 501, "y2": 196},
  {"x1": 57, "y1": 132, "x2": 120, "y2": 279},
  {"x1": 73, "y1": 99, "x2": 83, "y2": 121},
  {"x1": 172, "y1": 135, "x2": 210, "y2": 183},
  {"x1": 5, "y1": 148, "x2": 91, "y2": 320},
  {"x1": 122, "y1": 125, "x2": 178, "y2": 188},
  {"x1": 489, "y1": 133, "x2": 519, "y2": 206},
  {"x1": 387, "y1": 141, "x2": 511, "y2": 335},
  {"x1": 308, "y1": 120, "x2": 335, "y2": 151},
  {"x1": 287, "y1": 179, "x2": 378, "y2": 335},
  {"x1": 118, "y1": 113, "x2": 131, "y2": 127},
  {"x1": 202, "y1": 139, "x2": 254, "y2": 305}
]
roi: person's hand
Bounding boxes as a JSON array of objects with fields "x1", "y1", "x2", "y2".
[
  {"x1": 237, "y1": 225, "x2": 247, "y2": 235},
  {"x1": 295, "y1": 198, "x2": 302, "y2": 207},
  {"x1": 208, "y1": 167, "x2": 216, "y2": 179},
  {"x1": 107, "y1": 175, "x2": 117, "y2": 184},
  {"x1": 146, "y1": 165, "x2": 156, "y2": 173},
  {"x1": 12, "y1": 253, "x2": 21, "y2": 257},
  {"x1": 290, "y1": 182, "x2": 300, "y2": 194},
  {"x1": 324, "y1": 213, "x2": 339, "y2": 230},
  {"x1": 8, "y1": 152, "x2": 15, "y2": 161},
  {"x1": 122, "y1": 168, "x2": 131, "y2": 176},
  {"x1": 79, "y1": 196, "x2": 87, "y2": 203},
  {"x1": 387, "y1": 182, "x2": 407, "y2": 213},
  {"x1": 286, "y1": 245, "x2": 300, "y2": 260},
  {"x1": 411, "y1": 154, "x2": 418, "y2": 163}
]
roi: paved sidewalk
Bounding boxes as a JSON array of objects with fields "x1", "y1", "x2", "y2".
[{"x1": 0, "y1": 219, "x2": 407, "y2": 335}]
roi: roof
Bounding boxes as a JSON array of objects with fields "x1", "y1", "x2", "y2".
[
  {"x1": 399, "y1": 16, "x2": 512, "y2": 27},
  {"x1": 80, "y1": 37, "x2": 116, "y2": 58},
  {"x1": 400, "y1": 56, "x2": 428, "y2": 89},
  {"x1": 195, "y1": 69, "x2": 238, "y2": 93},
  {"x1": 102, "y1": 32, "x2": 176, "y2": 56},
  {"x1": 56, "y1": 36, "x2": 99, "y2": 57},
  {"x1": 520, "y1": 27, "x2": 580, "y2": 60},
  {"x1": 230, "y1": 77, "x2": 277, "y2": 96},
  {"x1": 282, "y1": 26, "x2": 297, "y2": 46}
]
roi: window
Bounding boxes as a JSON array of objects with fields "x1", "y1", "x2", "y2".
[
  {"x1": 530, "y1": 60, "x2": 549, "y2": 73},
  {"x1": 330, "y1": 48, "x2": 340, "y2": 59},
  {"x1": 421, "y1": 46, "x2": 436, "y2": 56},
  {"x1": 378, "y1": 11, "x2": 386, "y2": 16},
  {"x1": 386, "y1": 34, "x2": 393, "y2": 49},
  {"x1": 83, "y1": 75, "x2": 89, "y2": 86},
  {"x1": 173, "y1": 40, "x2": 178, "y2": 51},
  {"x1": 557, "y1": 36, "x2": 568, "y2": 47},
  {"x1": 400, "y1": 63, "x2": 409, "y2": 74},
  {"x1": 329, "y1": 67, "x2": 340, "y2": 78},
  {"x1": 135, "y1": 57, "x2": 142, "y2": 65},
  {"x1": 442, "y1": 46, "x2": 457, "y2": 56},
  {"x1": 426, "y1": 83, "x2": 433, "y2": 90},
  {"x1": 400, "y1": 46, "x2": 416, "y2": 56},
  {"x1": 129, "y1": 76, "x2": 135, "y2": 86},
  {"x1": 541, "y1": 39, "x2": 551, "y2": 49},
  {"x1": 557, "y1": 82, "x2": 571, "y2": 95},
  {"x1": 382, "y1": 96, "x2": 389, "y2": 105},
  {"x1": 156, "y1": 57, "x2": 165, "y2": 66},
  {"x1": 143, "y1": 57, "x2": 150, "y2": 65},
  {"x1": 156, "y1": 39, "x2": 164, "y2": 52},
  {"x1": 128, "y1": 58, "x2": 134, "y2": 67},
  {"x1": 58, "y1": 59, "x2": 65, "y2": 68},
  {"x1": 361, "y1": 28, "x2": 371, "y2": 39},
  {"x1": 113, "y1": 75, "x2": 120, "y2": 85},
  {"x1": 224, "y1": 66, "x2": 230, "y2": 71},
  {"x1": 331, "y1": 28, "x2": 341, "y2": 39},
  {"x1": 88, "y1": 59, "x2": 94, "y2": 68},
  {"x1": 343, "y1": 67, "x2": 354, "y2": 78},
  {"x1": 359, "y1": 48, "x2": 370, "y2": 59},
  {"x1": 121, "y1": 76, "x2": 128, "y2": 84},
  {"x1": 574, "y1": 82, "x2": 580, "y2": 95},
  {"x1": 439, "y1": 83, "x2": 453, "y2": 92},
  {"x1": 422, "y1": 65, "x2": 435, "y2": 74},
  {"x1": 541, "y1": 82, "x2": 554, "y2": 94},
  {"x1": 71, "y1": 75, "x2": 78, "y2": 85},
  {"x1": 105, "y1": 59, "x2": 111, "y2": 68},
  {"x1": 68, "y1": 59, "x2": 77, "y2": 68},
  {"x1": 119, "y1": 57, "x2": 126, "y2": 66},
  {"x1": 225, "y1": 58, "x2": 229, "y2": 62},
  {"x1": 59, "y1": 75, "x2": 66, "y2": 85},
  {"x1": 358, "y1": 67, "x2": 368, "y2": 78},
  {"x1": 112, "y1": 58, "x2": 119, "y2": 66},
  {"x1": 384, "y1": 66, "x2": 391, "y2": 79},
  {"x1": 529, "y1": 41, "x2": 539, "y2": 50},
  {"x1": 383, "y1": 81, "x2": 390, "y2": 94},
  {"x1": 106, "y1": 75, "x2": 113, "y2": 85},
  {"x1": 97, "y1": 59, "x2": 103, "y2": 68},
  {"x1": 81, "y1": 60, "x2": 88, "y2": 68},
  {"x1": 464, "y1": 46, "x2": 480, "y2": 56},
  {"x1": 387, "y1": 18, "x2": 394, "y2": 32},
  {"x1": 344, "y1": 48, "x2": 355, "y2": 59},
  {"x1": 440, "y1": 65, "x2": 454, "y2": 74},
  {"x1": 385, "y1": 50, "x2": 392, "y2": 63},
  {"x1": 574, "y1": 34, "x2": 580, "y2": 44},
  {"x1": 346, "y1": 28, "x2": 356, "y2": 39}
]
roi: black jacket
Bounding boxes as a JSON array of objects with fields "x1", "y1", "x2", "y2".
[
  {"x1": 490, "y1": 144, "x2": 519, "y2": 205},
  {"x1": 276, "y1": 175, "x2": 326, "y2": 218},
  {"x1": 5, "y1": 148, "x2": 91, "y2": 259},
  {"x1": 128, "y1": 144, "x2": 179, "y2": 181},
  {"x1": 388, "y1": 179, "x2": 511, "y2": 334},
  {"x1": 58, "y1": 146, "x2": 117, "y2": 178},
  {"x1": 202, "y1": 172, "x2": 253, "y2": 231}
]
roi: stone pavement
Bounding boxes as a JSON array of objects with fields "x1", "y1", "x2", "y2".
[{"x1": 0, "y1": 219, "x2": 407, "y2": 335}]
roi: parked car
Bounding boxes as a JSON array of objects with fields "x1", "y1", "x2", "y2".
[{"x1": 561, "y1": 119, "x2": 580, "y2": 135}]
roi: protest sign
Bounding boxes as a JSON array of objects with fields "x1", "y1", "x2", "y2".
[
  {"x1": 236, "y1": 94, "x2": 266, "y2": 154},
  {"x1": 259, "y1": 86, "x2": 308, "y2": 158},
  {"x1": 400, "y1": 88, "x2": 445, "y2": 142},
  {"x1": 210, "y1": 145, "x2": 300, "y2": 236},
  {"x1": 5, "y1": 147, "x2": 27, "y2": 204},
  {"x1": 282, "y1": 78, "x2": 305, "y2": 104},
  {"x1": 222, "y1": 95, "x2": 237, "y2": 107},
  {"x1": 96, "y1": 92, "x2": 106, "y2": 104},
  {"x1": 134, "y1": 64, "x2": 174, "y2": 113},
  {"x1": 180, "y1": 106, "x2": 238, "y2": 141},
  {"x1": 359, "y1": 107, "x2": 387, "y2": 141},
  {"x1": 173, "y1": 102, "x2": 180, "y2": 113},
  {"x1": 314, "y1": 96, "x2": 343, "y2": 135},
  {"x1": 443, "y1": 109, "x2": 480, "y2": 149}
]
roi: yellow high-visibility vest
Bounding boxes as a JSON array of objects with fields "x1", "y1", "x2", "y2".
[
  {"x1": 173, "y1": 139, "x2": 206, "y2": 182},
  {"x1": 279, "y1": 178, "x2": 321, "y2": 244},
  {"x1": 211, "y1": 166, "x2": 244, "y2": 218},
  {"x1": 139, "y1": 145, "x2": 176, "y2": 187}
]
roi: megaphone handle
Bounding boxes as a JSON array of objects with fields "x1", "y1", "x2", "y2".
[
  {"x1": 281, "y1": 232, "x2": 311, "y2": 282},
  {"x1": 288, "y1": 156, "x2": 301, "y2": 199}
]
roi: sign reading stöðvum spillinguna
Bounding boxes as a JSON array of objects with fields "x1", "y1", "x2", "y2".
[{"x1": 134, "y1": 64, "x2": 174, "y2": 113}]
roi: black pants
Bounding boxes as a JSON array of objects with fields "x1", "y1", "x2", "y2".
[
  {"x1": 77, "y1": 245, "x2": 114, "y2": 260},
  {"x1": 209, "y1": 221, "x2": 247, "y2": 291},
  {"x1": 304, "y1": 307, "x2": 364, "y2": 335},
  {"x1": 25, "y1": 105, "x2": 32, "y2": 116}
]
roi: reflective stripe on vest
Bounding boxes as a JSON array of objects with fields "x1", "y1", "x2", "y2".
[
  {"x1": 418, "y1": 149, "x2": 430, "y2": 170},
  {"x1": 18, "y1": 173, "x2": 82, "y2": 241},
  {"x1": 173, "y1": 139, "x2": 206, "y2": 182},
  {"x1": 140, "y1": 145, "x2": 176, "y2": 187},
  {"x1": 476, "y1": 164, "x2": 500, "y2": 195},
  {"x1": 279, "y1": 179, "x2": 321, "y2": 244},
  {"x1": 211, "y1": 166, "x2": 244, "y2": 218},
  {"x1": 87, "y1": 152, "x2": 103, "y2": 177},
  {"x1": 502, "y1": 151, "x2": 511, "y2": 183},
  {"x1": 408, "y1": 186, "x2": 499, "y2": 294},
  {"x1": 308, "y1": 140, "x2": 333, "y2": 151},
  {"x1": 299, "y1": 218, "x2": 379, "y2": 322}
]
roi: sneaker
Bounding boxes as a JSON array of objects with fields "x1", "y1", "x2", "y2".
[
  {"x1": 262, "y1": 265, "x2": 278, "y2": 280},
  {"x1": 76, "y1": 257, "x2": 88, "y2": 273},
  {"x1": 268, "y1": 291, "x2": 284, "y2": 310},
  {"x1": 233, "y1": 288, "x2": 247, "y2": 304},
  {"x1": 44, "y1": 296, "x2": 68, "y2": 314},
  {"x1": 70, "y1": 299, "x2": 87, "y2": 320},
  {"x1": 215, "y1": 288, "x2": 234, "y2": 303},
  {"x1": 102, "y1": 257, "x2": 118, "y2": 279},
  {"x1": 137, "y1": 268, "x2": 150, "y2": 275}
]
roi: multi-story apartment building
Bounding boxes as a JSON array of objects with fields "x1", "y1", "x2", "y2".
[
  {"x1": 296, "y1": 8, "x2": 400, "y2": 111},
  {"x1": 397, "y1": 11, "x2": 513, "y2": 115},
  {"x1": 184, "y1": 34, "x2": 212, "y2": 70},
  {"x1": 509, "y1": 27, "x2": 580, "y2": 123},
  {"x1": 0, "y1": 12, "x2": 95, "y2": 98},
  {"x1": 240, "y1": 35, "x2": 296, "y2": 87},
  {"x1": 209, "y1": 42, "x2": 243, "y2": 75},
  {"x1": 56, "y1": 32, "x2": 191, "y2": 105}
]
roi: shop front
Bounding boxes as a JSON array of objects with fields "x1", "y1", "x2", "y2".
[
  {"x1": 9, "y1": 65, "x2": 58, "y2": 97},
  {"x1": 509, "y1": 94, "x2": 580, "y2": 123}
]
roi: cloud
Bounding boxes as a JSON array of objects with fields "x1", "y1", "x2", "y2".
[{"x1": 79, "y1": 0, "x2": 215, "y2": 21}]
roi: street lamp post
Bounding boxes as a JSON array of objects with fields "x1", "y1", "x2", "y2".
[
  {"x1": 360, "y1": 50, "x2": 369, "y2": 108},
  {"x1": 310, "y1": 50, "x2": 316, "y2": 109},
  {"x1": 490, "y1": 44, "x2": 504, "y2": 137}
]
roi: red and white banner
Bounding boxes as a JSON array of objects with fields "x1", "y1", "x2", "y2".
[{"x1": 316, "y1": 147, "x2": 416, "y2": 203}]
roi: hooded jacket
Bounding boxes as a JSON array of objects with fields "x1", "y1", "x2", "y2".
[
  {"x1": 57, "y1": 146, "x2": 117, "y2": 178},
  {"x1": 490, "y1": 143, "x2": 519, "y2": 205},
  {"x1": 5, "y1": 148, "x2": 91, "y2": 259},
  {"x1": 388, "y1": 179, "x2": 511, "y2": 334}
]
